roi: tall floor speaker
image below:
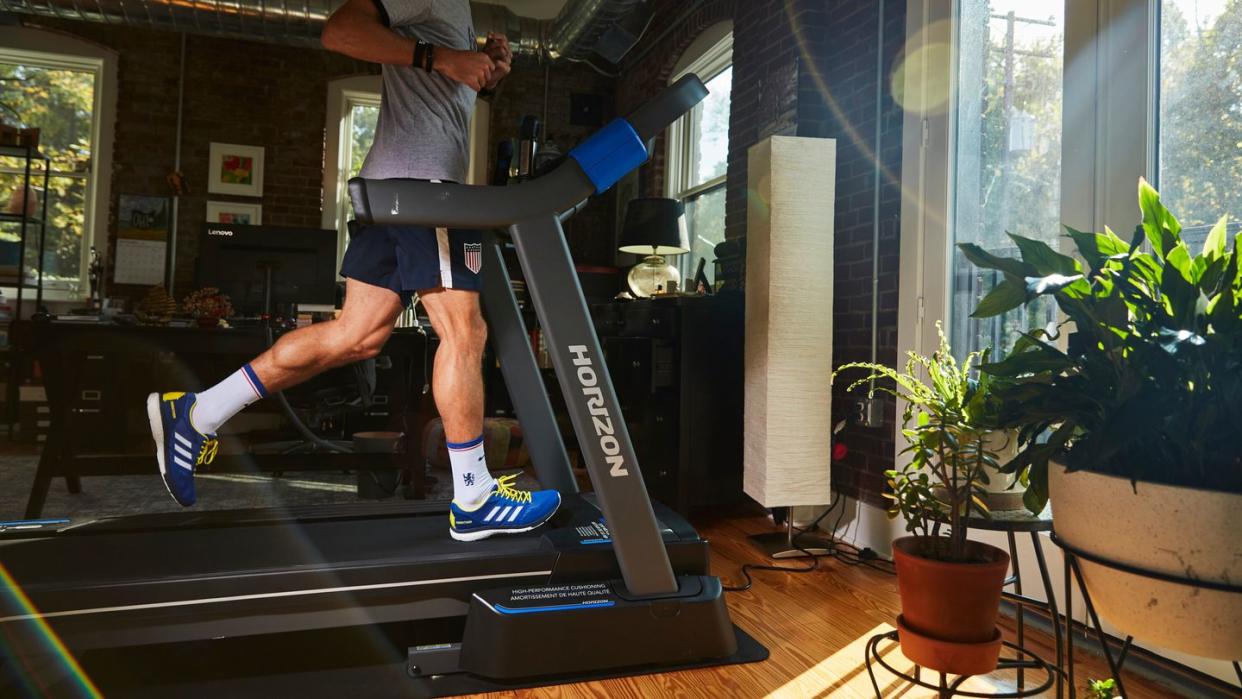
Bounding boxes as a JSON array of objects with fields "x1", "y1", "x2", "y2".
[{"x1": 743, "y1": 136, "x2": 837, "y2": 558}]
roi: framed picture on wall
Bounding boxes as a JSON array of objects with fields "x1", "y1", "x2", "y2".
[
  {"x1": 207, "y1": 142, "x2": 265, "y2": 197},
  {"x1": 206, "y1": 200, "x2": 263, "y2": 225}
]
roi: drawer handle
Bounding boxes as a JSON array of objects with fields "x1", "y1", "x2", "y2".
[
  {"x1": 81, "y1": 390, "x2": 102, "y2": 401},
  {"x1": 72, "y1": 408, "x2": 101, "y2": 414}
]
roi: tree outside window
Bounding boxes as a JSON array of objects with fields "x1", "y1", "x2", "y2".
[{"x1": 0, "y1": 58, "x2": 97, "y2": 287}]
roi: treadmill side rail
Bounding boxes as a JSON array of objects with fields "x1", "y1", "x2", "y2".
[{"x1": 508, "y1": 212, "x2": 678, "y2": 597}]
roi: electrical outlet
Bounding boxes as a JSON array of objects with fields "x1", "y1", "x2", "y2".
[{"x1": 854, "y1": 397, "x2": 884, "y2": 428}]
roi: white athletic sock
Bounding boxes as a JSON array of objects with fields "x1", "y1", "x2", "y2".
[
  {"x1": 449, "y1": 434, "x2": 495, "y2": 507},
  {"x1": 191, "y1": 363, "x2": 268, "y2": 435}
]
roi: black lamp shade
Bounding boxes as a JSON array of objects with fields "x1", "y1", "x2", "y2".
[{"x1": 618, "y1": 197, "x2": 690, "y2": 255}]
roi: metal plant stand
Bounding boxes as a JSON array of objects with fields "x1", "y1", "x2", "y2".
[
  {"x1": 1053, "y1": 532, "x2": 1242, "y2": 699},
  {"x1": 864, "y1": 630, "x2": 1055, "y2": 698},
  {"x1": 868, "y1": 508, "x2": 1067, "y2": 698}
]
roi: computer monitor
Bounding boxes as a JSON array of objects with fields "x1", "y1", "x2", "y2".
[{"x1": 196, "y1": 223, "x2": 339, "y2": 316}]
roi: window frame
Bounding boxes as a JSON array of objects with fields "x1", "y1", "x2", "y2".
[
  {"x1": 0, "y1": 30, "x2": 116, "y2": 300},
  {"x1": 666, "y1": 27, "x2": 733, "y2": 282},
  {"x1": 322, "y1": 75, "x2": 383, "y2": 271},
  {"x1": 898, "y1": 0, "x2": 1155, "y2": 363}
]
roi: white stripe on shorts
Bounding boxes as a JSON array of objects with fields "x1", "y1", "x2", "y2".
[{"x1": 436, "y1": 227, "x2": 453, "y2": 289}]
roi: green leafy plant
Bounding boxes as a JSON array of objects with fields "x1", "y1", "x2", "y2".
[
  {"x1": 1087, "y1": 677, "x2": 1117, "y2": 699},
  {"x1": 961, "y1": 179, "x2": 1242, "y2": 513},
  {"x1": 834, "y1": 324, "x2": 999, "y2": 562}
]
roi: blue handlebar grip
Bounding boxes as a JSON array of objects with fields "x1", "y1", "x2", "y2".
[{"x1": 568, "y1": 119, "x2": 648, "y2": 194}]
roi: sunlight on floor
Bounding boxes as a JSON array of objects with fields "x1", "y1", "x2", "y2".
[{"x1": 764, "y1": 622, "x2": 1011, "y2": 698}]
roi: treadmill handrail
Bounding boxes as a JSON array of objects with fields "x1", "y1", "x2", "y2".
[{"x1": 349, "y1": 74, "x2": 709, "y2": 230}]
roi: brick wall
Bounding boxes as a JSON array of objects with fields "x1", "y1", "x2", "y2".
[
  {"x1": 23, "y1": 19, "x2": 375, "y2": 299},
  {"x1": 485, "y1": 59, "x2": 619, "y2": 264},
  {"x1": 797, "y1": 0, "x2": 908, "y2": 508},
  {"x1": 32, "y1": 2, "x2": 908, "y2": 506},
  {"x1": 617, "y1": 0, "x2": 908, "y2": 507}
]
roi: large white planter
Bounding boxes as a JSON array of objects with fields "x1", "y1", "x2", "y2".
[
  {"x1": 1050, "y1": 465, "x2": 1242, "y2": 660},
  {"x1": 979, "y1": 430, "x2": 1025, "y2": 511}
]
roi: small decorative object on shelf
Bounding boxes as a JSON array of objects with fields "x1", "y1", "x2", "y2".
[
  {"x1": 135, "y1": 286, "x2": 177, "y2": 326},
  {"x1": 5, "y1": 185, "x2": 40, "y2": 218},
  {"x1": 182, "y1": 287, "x2": 234, "y2": 327},
  {"x1": 835, "y1": 323, "x2": 1010, "y2": 677}
]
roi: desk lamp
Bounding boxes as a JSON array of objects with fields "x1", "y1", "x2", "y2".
[{"x1": 618, "y1": 197, "x2": 689, "y2": 297}]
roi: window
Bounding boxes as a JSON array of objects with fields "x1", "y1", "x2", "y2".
[
  {"x1": 904, "y1": 0, "x2": 1239, "y2": 367},
  {"x1": 948, "y1": 1, "x2": 1064, "y2": 358},
  {"x1": 0, "y1": 48, "x2": 104, "y2": 292},
  {"x1": 666, "y1": 29, "x2": 732, "y2": 287},
  {"x1": 323, "y1": 77, "x2": 382, "y2": 269},
  {"x1": 1158, "y1": 0, "x2": 1242, "y2": 249}
]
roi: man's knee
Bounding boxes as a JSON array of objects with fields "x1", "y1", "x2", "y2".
[
  {"x1": 316, "y1": 322, "x2": 388, "y2": 365},
  {"x1": 343, "y1": 329, "x2": 388, "y2": 363},
  {"x1": 437, "y1": 309, "x2": 488, "y2": 355}
]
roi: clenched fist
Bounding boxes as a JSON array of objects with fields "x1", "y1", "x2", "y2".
[{"x1": 435, "y1": 47, "x2": 495, "y2": 91}]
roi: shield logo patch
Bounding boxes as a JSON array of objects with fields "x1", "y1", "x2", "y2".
[{"x1": 463, "y1": 243, "x2": 483, "y2": 274}]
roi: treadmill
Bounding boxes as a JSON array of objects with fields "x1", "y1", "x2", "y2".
[{"x1": 0, "y1": 75, "x2": 765, "y2": 696}]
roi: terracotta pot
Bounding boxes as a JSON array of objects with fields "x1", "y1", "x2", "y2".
[
  {"x1": 5, "y1": 186, "x2": 40, "y2": 217},
  {"x1": 892, "y1": 536, "x2": 1010, "y2": 675},
  {"x1": 1050, "y1": 464, "x2": 1242, "y2": 660}
]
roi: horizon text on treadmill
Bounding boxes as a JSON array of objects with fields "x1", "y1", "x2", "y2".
[{"x1": 569, "y1": 344, "x2": 628, "y2": 477}]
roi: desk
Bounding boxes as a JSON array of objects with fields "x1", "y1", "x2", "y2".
[{"x1": 14, "y1": 320, "x2": 435, "y2": 518}]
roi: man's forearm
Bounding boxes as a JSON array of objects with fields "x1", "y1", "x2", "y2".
[{"x1": 321, "y1": 11, "x2": 414, "y2": 65}]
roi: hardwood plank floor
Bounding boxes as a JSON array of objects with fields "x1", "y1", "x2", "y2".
[{"x1": 481, "y1": 508, "x2": 1190, "y2": 698}]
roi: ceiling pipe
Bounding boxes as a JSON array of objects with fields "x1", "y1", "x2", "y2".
[{"x1": 0, "y1": 0, "x2": 650, "y2": 63}]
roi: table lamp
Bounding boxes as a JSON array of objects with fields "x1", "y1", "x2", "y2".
[{"x1": 618, "y1": 197, "x2": 690, "y2": 297}]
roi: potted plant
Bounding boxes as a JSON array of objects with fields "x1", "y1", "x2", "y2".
[
  {"x1": 961, "y1": 179, "x2": 1242, "y2": 660},
  {"x1": 835, "y1": 324, "x2": 1009, "y2": 676}
]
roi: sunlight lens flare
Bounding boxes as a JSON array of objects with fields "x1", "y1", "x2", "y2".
[{"x1": 0, "y1": 563, "x2": 101, "y2": 698}]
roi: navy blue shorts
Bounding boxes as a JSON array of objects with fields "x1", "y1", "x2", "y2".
[{"x1": 339, "y1": 224, "x2": 484, "y2": 307}]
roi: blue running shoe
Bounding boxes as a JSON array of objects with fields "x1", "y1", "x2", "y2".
[
  {"x1": 449, "y1": 475, "x2": 561, "y2": 542},
  {"x1": 146, "y1": 392, "x2": 218, "y2": 507}
]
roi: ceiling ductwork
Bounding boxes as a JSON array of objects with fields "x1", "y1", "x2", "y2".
[{"x1": 0, "y1": 0, "x2": 650, "y2": 63}]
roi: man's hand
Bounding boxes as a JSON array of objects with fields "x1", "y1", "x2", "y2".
[
  {"x1": 482, "y1": 33, "x2": 512, "y2": 89},
  {"x1": 435, "y1": 48, "x2": 495, "y2": 91}
]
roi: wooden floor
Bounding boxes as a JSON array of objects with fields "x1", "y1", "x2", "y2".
[{"x1": 485, "y1": 508, "x2": 1187, "y2": 699}]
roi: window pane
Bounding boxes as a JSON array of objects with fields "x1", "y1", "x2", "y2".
[
  {"x1": 0, "y1": 62, "x2": 94, "y2": 173},
  {"x1": 1158, "y1": 0, "x2": 1242, "y2": 248},
  {"x1": 349, "y1": 103, "x2": 379, "y2": 177},
  {"x1": 690, "y1": 66, "x2": 732, "y2": 187},
  {"x1": 683, "y1": 185, "x2": 725, "y2": 287},
  {"x1": 339, "y1": 101, "x2": 380, "y2": 249},
  {"x1": 951, "y1": 1, "x2": 1063, "y2": 358}
]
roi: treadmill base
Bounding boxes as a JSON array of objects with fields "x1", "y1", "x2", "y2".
[{"x1": 409, "y1": 624, "x2": 768, "y2": 698}]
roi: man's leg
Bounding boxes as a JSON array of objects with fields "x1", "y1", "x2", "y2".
[
  {"x1": 193, "y1": 279, "x2": 406, "y2": 433},
  {"x1": 149, "y1": 279, "x2": 405, "y2": 506},
  {"x1": 419, "y1": 288, "x2": 492, "y2": 504},
  {"x1": 422, "y1": 285, "x2": 561, "y2": 541}
]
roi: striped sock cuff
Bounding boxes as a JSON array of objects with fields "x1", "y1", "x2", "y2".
[
  {"x1": 446, "y1": 434, "x2": 484, "y2": 451},
  {"x1": 241, "y1": 363, "x2": 268, "y2": 398}
]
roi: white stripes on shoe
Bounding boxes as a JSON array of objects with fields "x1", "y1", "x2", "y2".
[
  {"x1": 172, "y1": 431, "x2": 195, "y2": 471},
  {"x1": 482, "y1": 505, "x2": 523, "y2": 523}
]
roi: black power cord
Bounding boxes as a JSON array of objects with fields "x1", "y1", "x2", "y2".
[{"x1": 722, "y1": 496, "x2": 895, "y2": 592}]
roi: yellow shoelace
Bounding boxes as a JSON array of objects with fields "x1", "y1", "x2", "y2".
[
  {"x1": 495, "y1": 474, "x2": 532, "y2": 503},
  {"x1": 197, "y1": 438, "x2": 219, "y2": 466}
]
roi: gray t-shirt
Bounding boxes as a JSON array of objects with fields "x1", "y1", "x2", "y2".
[{"x1": 359, "y1": 0, "x2": 476, "y2": 182}]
